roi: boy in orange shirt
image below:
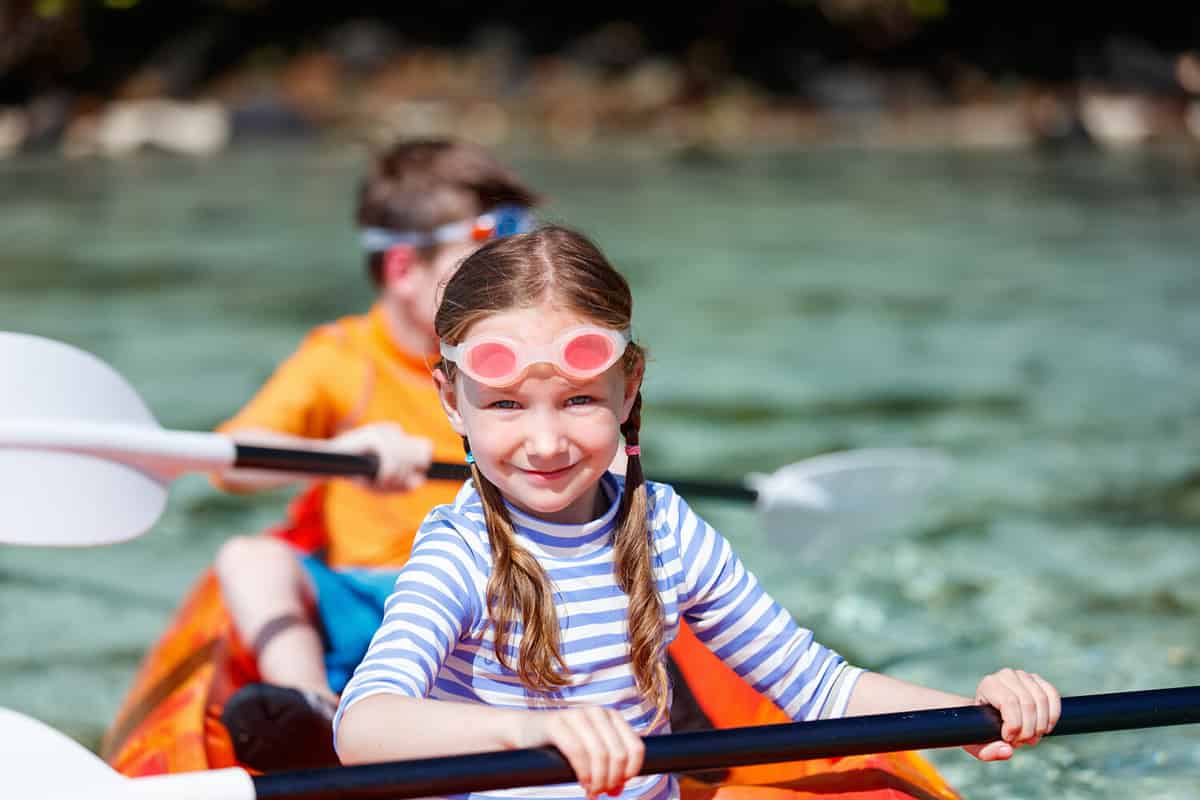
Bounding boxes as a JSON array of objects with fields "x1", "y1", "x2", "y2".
[{"x1": 212, "y1": 138, "x2": 541, "y2": 770}]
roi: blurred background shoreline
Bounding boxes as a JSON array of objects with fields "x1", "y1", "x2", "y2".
[{"x1": 2, "y1": 2, "x2": 1200, "y2": 160}]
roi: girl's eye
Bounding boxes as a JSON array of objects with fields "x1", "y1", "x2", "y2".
[
  {"x1": 566, "y1": 395, "x2": 593, "y2": 406},
  {"x1": 489, "y1": 399, "x2": 520, "y2": 410}
]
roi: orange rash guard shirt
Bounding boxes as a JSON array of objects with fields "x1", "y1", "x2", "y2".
[{"x1": 217, "y1": 304, "x2": 464, "y2": 568}]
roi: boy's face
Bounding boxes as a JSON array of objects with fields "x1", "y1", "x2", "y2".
[
  {"x1": 404, "y1": 241, "x2": 479, "y2": 336},
  {"x1": 380, "y1": 191, "x2": 487, "y2": 342},
  {"x1": 401, "y1": 192, "x2": 487, "y2": 336}
]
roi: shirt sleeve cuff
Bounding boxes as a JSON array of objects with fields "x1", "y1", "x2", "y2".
[{"x1": 818, "y1": 664, "x2": 866, "y2": 720}]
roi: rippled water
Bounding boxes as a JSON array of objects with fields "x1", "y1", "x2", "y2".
[{"x1": 2, "y1": 142, "x2": 1199, "y2": 798}]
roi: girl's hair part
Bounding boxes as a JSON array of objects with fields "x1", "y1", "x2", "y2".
[{"x1": 437, "y1": 226, "x2": 667, "y2": 723}]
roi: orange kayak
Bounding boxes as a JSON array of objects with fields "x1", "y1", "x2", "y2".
[{"x1": 102, "y1": 570, "x2": 960, "y2": 799}]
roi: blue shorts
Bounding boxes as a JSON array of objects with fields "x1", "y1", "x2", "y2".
[{"x1": 300, "y1": 555, "x2": 399, "y2": 694}]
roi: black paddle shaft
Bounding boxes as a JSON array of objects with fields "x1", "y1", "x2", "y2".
[
  {"x1": 232, "y1": 445, "x2": 758, "y2": 500},
  {"x1": 233, "y1": 445, "x2": 469, "y2": 482},
  {"x1": 252, "y1": 686, "x2": 1200, "y2": 800},
  {"x1": 665, "y1": 478, "x2": 757, "y2": 503}
]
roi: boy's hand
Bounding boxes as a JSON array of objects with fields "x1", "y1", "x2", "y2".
[
  {"x1": 329, "y1": 423, "x2": 433, "y2": 493},
  {"x1": 513, "y1": 707, "x2": 644, "y2": 800},
  {"x1": 965, "y1": 668, "x2": 1061, "y2": 761}
]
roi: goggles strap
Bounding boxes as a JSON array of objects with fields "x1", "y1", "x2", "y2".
[{"x1": 361, "y1": 206, "x2": 534, "y2": 254}]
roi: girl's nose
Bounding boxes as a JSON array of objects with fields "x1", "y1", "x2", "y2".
[{"x1": 524, "y1": 410, "x2": 567, "y2": 459}]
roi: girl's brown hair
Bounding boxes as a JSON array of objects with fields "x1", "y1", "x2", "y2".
[{"x1": 435, "y1": 225, "x2": 667, "y2": 722}]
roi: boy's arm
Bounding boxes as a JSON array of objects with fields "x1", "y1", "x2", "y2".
[
  {"x1": 216, "y1": 424, "x2": 434, "y2": 494},
  {"x1": 214, "y1": 427, "x2": 353, "y2": 492},
  {"x1": 212, "y1": 329, "x2": 429, "y2": 494}
]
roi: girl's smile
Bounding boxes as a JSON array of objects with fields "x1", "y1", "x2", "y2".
[
  {"x1": 436, "y1": 303, "x2": 640, "y2": 525},
  {"x1": 518, "y1": 463, "x2": 576, "y2": 482}
]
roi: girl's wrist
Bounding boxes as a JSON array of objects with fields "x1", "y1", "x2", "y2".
[{"x1": 496, "y1": 707, "x2": 537, "y2": 750}]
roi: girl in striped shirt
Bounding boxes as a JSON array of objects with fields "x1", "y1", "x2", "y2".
[{"x1": 334, "y1": 225, "x2": 1060, "y2": 800}]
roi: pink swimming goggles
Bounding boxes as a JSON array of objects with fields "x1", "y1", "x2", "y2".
[{"x1": 439, "y1": 326, "x2": 632, "y2": 387}]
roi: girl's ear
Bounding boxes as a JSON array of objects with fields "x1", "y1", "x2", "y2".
[
  {"x1": 433, "y1": 367, "x2": 467, "y2": 435},
  {"x1": 619, "y1": 362, "x2": 644, "y2": 424}
]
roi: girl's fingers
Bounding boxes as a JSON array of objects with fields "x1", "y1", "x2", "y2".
[
  {"x1": 573, "y1": 708, "x2": 618, "y2": 795},
  {"x1": 523, "y1": 707, "x2": 645, "y2": 795},
  {"x1": 560, "y1": 711, "x2": 610, "y2": 798},
  {"x1": 978, "y1": 675, "x2": 1014, "y2": 743},
  {"x1": 968, "y1": 740, "x2": 1014, "y2": 762},
  {"x1": 999, "y1": 670, "x2": 1039, "y2": 744},
  {"x1": 590, "y1": 708, "x2": 631, "y2": 795},
  {"x1": 978, "y1": 669, "x2": 1025, "y2": 743},
  {"x1": 604, "y1": 708, "x2": 642, "y2": 794},
  {"x1": 614, "y1": 710, "x2": 645, "y2": 781},
  {"x1": 546, "y1": 719, "x2": 593, "y2": 796},
  {"x1": 979, "y1": 668, "x2": 1062, "y2": 747},
  {"x1": 1031, "y1": 672, "x2": 1061, "y2": 734},
  {"x1": 562, "y1": 707, "x2": 641, "y2": 797},
  {"x1": 1013, "y1": 670, "x2": 1049, "y2": 743}
]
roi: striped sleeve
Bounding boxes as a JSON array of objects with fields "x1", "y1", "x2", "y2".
[
  {"x1": 333, "y1": 511, "x2": 485, "y2": 732},
  {"x1": 665, "y1": 486, "x2": 863, "y2": 721}
]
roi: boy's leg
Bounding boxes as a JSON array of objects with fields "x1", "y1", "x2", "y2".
[
  {"x1": 215, "y1": 535, "x2": 340, "y2": 769},
  {"x1": 214, "y1": 535, "x2": 335, "y2": 701}
]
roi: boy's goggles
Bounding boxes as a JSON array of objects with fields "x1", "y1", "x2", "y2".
[
  {"x1": 440, "y1": 326, "x2": 632, "y2": 387},
  {"x1": 360, "y1": 205, "x2": 535, "y2": 253}
]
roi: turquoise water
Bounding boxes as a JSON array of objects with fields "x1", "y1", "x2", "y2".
[{"x1": 2, "y1": 142, "x2": 1199, "y2": 798}]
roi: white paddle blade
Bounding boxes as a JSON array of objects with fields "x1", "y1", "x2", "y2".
[
  {"x1": 0, "y1": 332, "x2": 159, "y2": 425},
  {"x1": 1, "y1": 707, "x2": 128, "y2": 796},
  {"x1": 0, "y1": 332, "x2": 168, "y2": 546},
  {"x1": 0, "y1": 708, "x2": 257, "y2": 800},
  {"x1": 750, "y1": 448, "x2": 952, "y2": 566},
  {"x1": 0, "y1": 451, "x2": 167, "y2": 546}
]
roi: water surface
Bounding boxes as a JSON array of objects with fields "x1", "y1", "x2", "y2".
[{"x1": 2, "y1": 142, "x2": 1198, "y2": 799}]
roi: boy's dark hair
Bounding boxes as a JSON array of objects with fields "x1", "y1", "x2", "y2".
[{"x1": 357, "y1": 138, "x2": 541, "y2": 287}]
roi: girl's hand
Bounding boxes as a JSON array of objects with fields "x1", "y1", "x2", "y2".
[
  {"x1": 513, "y1": 707, "x2": 645, "y2": 799},
  {"x1": 329, "y1": 423, "x2": 433, "y2": 493},
  {"x1": 965, "y1": 669, "x2": 1061, "y2": 761}
]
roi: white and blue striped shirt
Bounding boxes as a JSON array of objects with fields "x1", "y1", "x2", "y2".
[{"x1": 335, "y1": 474, "x2": 862, "y2": 800}]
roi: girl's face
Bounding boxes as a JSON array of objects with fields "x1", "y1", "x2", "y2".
[{"x1": 435, "y1": 303, "x2": 641, "y2": 525}]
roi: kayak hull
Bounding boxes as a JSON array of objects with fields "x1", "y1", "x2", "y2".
[
  {"x1": 102, "y1": 571, "x2": 246, "y2": 775},
  {"x1": 103, "y1": 571, "x2": 959, "y2": 799}
]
